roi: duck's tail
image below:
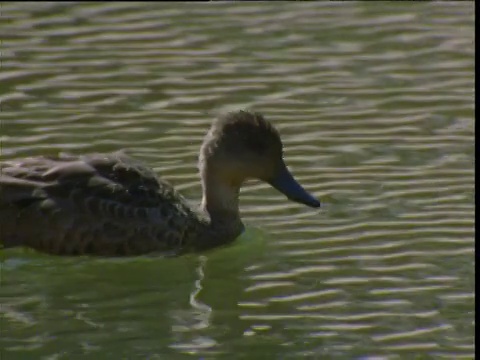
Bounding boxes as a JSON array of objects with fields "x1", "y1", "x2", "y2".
[{"x1": 0, "y1": 174, "x2": 46, "y2": 249}]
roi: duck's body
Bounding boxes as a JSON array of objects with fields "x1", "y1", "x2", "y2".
[
  {"x1": 1, "y1": 152, "x2": 211, "y2": 255},
  {"x1": 0, "y1": 111, "x2": 320, "y2": 256}
]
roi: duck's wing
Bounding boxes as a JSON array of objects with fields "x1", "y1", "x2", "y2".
[{"x1": 0, "y1": 152, "x2": 194, "y2": 255}]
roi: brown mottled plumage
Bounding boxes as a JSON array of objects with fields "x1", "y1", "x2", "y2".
[{"x1": 0, "y1": 110, "x2": 320, "y2": 256}]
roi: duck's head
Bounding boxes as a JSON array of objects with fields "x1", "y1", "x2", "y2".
[{"x1": 199, "y1": 110, "x2": 320, "y2": 212}]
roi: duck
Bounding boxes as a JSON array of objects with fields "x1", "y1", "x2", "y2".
[{"x1": 0, "y1": 110, "x2": 320, "y2": 256}]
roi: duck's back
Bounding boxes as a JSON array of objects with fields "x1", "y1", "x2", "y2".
[{"x1": 0, "y1": 152, "x2": 197, "y2": 255}]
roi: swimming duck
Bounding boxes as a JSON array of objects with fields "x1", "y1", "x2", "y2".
[{"x1": 0, "y1": 110, "x2": 320, "y2": 256}]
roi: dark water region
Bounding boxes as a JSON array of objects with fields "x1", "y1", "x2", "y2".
[{"x1": 0, "y1": 2, "x2": 474, "y2": 359}]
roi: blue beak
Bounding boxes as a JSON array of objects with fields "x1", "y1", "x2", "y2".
[{"x1": 268, "y1": 165, "x2": 320, "y2": 208}]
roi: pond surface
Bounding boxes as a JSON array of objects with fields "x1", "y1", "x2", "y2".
[{"x1": 0, "y1": 2, "x2": 474, "y2": 359}]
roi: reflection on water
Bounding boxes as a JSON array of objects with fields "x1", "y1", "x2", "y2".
[{"x1": 0, "y1": 1, "x2": 474, "y2": 359}]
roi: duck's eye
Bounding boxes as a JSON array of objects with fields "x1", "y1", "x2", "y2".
[{"x1": 245, "y1": 135, "x2": 268, "y2": 155}]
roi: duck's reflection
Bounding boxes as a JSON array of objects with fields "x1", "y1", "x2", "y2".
[{"x1": 169, "y1": 228, "x2": 267, "y2": 355}]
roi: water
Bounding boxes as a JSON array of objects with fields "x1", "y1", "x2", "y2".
[{"x1": 0, "y1": 2, "x2": 474, "y2": 359}]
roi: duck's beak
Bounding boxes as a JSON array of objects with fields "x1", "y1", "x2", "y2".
[{"x1": 268, "y1": 164, "x2": 320, "y2": 208}]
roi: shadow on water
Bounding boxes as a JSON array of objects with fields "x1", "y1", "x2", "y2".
[{"x1": 1, "y1": 227, "x2": 269, "y2": 358}]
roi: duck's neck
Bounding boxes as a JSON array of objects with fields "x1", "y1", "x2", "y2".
[{"x1": 198, "y1": 173, "x2": 244, "y2": 248}]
